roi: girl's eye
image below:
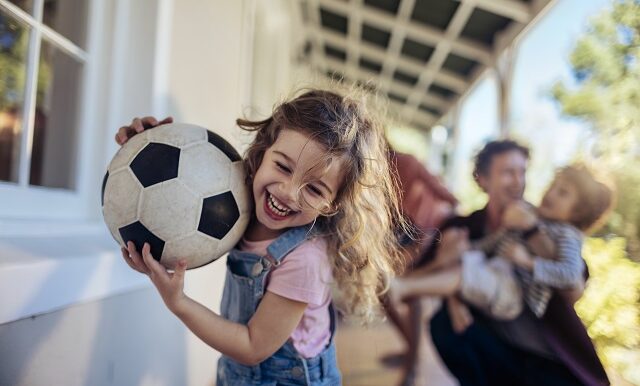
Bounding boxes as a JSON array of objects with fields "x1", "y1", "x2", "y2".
[
  {"x1": 275, "y1": 162, "x2": 291, "y2": 173},
  {"x1": 307, "y1": 185, "x2": 323, "y2": 196}
]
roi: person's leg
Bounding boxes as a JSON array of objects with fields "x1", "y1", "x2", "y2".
[
  {"x1": 429, "y1": 304, "x2": 490, "y2": 386},
  {"x1": 430, "y1": 304, "x2": 525, "y2": 386},
  {"x1": 523, "y1": 353, "x2": 584, "y2": 386}
]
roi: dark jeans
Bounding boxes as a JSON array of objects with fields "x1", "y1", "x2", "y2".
[{"x1": 430, "y1": 303, "x2": 584, "y2": 386}]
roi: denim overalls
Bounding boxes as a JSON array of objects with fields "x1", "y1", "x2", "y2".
[{"x1": 216, "y1": 226, "x2": 342, "y2": 386}]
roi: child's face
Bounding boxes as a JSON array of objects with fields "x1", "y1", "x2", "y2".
[
  {"x1": 538, "y1": 177, "x2": 579, "y2": 223},
  {"x1": 251, "y1": 129, "x2": 345, "y2": 238}
]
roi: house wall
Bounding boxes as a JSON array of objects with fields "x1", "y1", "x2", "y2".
[{"x1": 0, "y1": 1, "x2": 303, "y2": 385}]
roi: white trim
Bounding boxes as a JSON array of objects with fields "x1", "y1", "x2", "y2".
[
  {"x1": 16, "y1": 0, "x2": 43, "y2": 187},
  {"x1": 0, "y1": 1, "x2": 87, "y2": 62},
  {"x1": 0, "y1": 223, "x2": 149, "y2": 325},
  {"x1": 152, "y1": 0, "x2": 173, "y2": 117},
  {"x1": 0, "y1": 184, "x2": 84, "y2": 219},
  {"x1": 0, "y1": 0, "x2": 96, "y2": 220}
]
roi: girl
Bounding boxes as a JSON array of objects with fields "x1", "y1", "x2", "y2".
[
  {"x1": 389, "y1": 164, "x2": 614, "y2": 321},
  {"x1": 116, "y1": 89, "x2": 406, "y2": 385}
]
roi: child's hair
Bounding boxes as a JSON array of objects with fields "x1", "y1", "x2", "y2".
[
  {"x1": 555, "y1": 164, "x2": 615, "y2": 234},
  {"x1": 237, "y1": 87, "x2": 406, "y2": 323}
]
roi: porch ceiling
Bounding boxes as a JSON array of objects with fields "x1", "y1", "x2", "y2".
[{"x1": 300, "y1": 0, "x2": 556, "y2": 131}]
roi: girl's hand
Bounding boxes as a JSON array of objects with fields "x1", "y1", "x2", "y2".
[
  {"x1": 503, "y1": 240, "x2": 534, "y2": 271},
  {"x1": 121, "y1": 241, "x2": 188, "y2": 313},
  {"x1": 115, "y1": 116, "x2": 173, "y2": 146},
  {"x1": 502, "y1": 201, "x2": 537, "y2": 230}
]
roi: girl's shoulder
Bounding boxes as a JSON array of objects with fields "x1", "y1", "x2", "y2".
[{"x1": 288, "y1": 236, "x2": 329, "y2": 261}]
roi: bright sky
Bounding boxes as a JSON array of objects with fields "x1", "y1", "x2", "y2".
[{"x1": 451, "y1": 0, "x2": 611, "y2": 208}]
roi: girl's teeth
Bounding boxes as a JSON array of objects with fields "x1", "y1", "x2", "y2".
[{"x1": 268, "y1": 193, "x2": 291, "y2": 216}]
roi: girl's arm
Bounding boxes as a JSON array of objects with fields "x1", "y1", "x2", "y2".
[
  {"x1": 123, "y1": 242, "x2": 306, "y2": 366},
  {"x1": 174, "y1": 291, "x2": 306, "y2": 365}
]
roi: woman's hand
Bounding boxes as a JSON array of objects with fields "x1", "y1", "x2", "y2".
[
  {"x1": 115, "y1": 116, "x2": 173, "y2": 146},
  {"x1": 121, "y1": 241, "x2": 188, "y2": 313}
]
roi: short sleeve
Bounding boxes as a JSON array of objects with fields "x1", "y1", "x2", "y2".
[{"x1": 266, "y1": 237, "x2": 333, "y2": 306}]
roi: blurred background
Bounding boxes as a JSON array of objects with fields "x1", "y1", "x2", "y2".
[{"x1": 0, "y1": 0, "x2": 638, "y2": 385}]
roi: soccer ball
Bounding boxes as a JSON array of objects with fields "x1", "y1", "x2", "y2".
[{"x1": 101, "y1": 123, "x2": 251, "y2": 269}]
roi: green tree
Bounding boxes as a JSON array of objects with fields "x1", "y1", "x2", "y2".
[
  {"x1": 576, "y1": 238, "x2": 640, "y2": 385},
  {"x1": 552, "y1": 0, "x2": 640, "y2": 260}
]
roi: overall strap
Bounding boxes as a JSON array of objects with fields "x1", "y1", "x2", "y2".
[{"x1": 265, "y1": 224, "x2": 315, "y2": 264}]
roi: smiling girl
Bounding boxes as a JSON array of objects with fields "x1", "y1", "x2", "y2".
[{"x1": 116, "y1": 88, "x2": 406, "y2": 385}]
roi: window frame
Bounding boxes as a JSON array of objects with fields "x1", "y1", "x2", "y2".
[{"x1": 0, "y1": 0, "x2": 97, "y2": 221}]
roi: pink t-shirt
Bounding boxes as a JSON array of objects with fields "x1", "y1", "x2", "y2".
[{"x1": 237, "y1": 236, "x2": 333, "y2": 358}]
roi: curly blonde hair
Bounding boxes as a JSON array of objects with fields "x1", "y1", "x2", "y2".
[{"x1": 237, "y1": 87, "x2": 406, "y2": 323}]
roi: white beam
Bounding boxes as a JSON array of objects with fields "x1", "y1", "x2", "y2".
[
  {"x1": 345, "y1": 0, "x2": 363, "y2": 80},
  {"x1": 315, "y1": 26, "x2": 468, "y2": 92},
  {"x1": 474, "y1": 0, "x2": 532, "y2": 23},
  {"x1": 323, "y1": 56, "x2": 451, "y2": 110},
  {"x1": 403, "y1": 1, "x2": 476, "y2": 121},
  {"x1": 318, "y1": 0, "x2": 493, "y2": 64},
  {"x1": 378, "y1": 0, "x2": 416, "y2": 93}
]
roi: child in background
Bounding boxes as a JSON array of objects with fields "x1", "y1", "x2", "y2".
[
  {"x1": 116, "y1": 88, "x2": 406, "y2": 385},
  {"x1": 390, "y1": 164, "x2": 614, "y2": 323}
]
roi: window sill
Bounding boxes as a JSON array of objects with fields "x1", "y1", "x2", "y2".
[{"x1": 0, "y1": 220, "x2": 149, "y2": 325}]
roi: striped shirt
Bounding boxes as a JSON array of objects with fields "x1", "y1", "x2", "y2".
[{"x1": 474, "y1": 220, "x2": 585, "y2": 317}]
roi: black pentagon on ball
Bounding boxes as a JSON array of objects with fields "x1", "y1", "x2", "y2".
[
  {"x1": 207, "y1": 131, "x2": 241, "y2": 162},
  {"x1": 101, "y1": 171, "x2": 109, "y2": 206},
  {"x1": 119, "y1": 221, "x2": 165, "y2": 261},
  {"x1": 130, "y1": 142, "x2": 181, "y2": 187},
  {"x1": 198, "y1": 191, "x2": 240, "y2": 240}
]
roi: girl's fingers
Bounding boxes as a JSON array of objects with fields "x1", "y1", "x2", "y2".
[
  {"x1": 140, "y1": 116, "x2": 158, "y2": 128},
  {"x1": 127, "y1": 241, "x2": 150, "y2": 274},
  {"x1": 173, "y1": 259, "x2": 187, "y2": 280},
  {"x1": 131, "y1": 118, "x2": 145, "y2": 133},
  {"x1": 141, "y1": 243, "x2": 169, "y2": 281},
  {"x1": 121, "y1": 247, "x2": 142, "y2": 273},
  {"x1": 116, "y1": 126, "x2": 130, "y2": 144},
  {"x1": 158, "y1": 116, "x2": 174, "y2": 125}
]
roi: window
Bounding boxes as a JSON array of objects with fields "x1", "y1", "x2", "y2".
[{"x1": 0, "y1": 0, "x2": 90, "y2": 219}]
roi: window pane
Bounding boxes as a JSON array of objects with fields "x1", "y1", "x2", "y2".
[
  {"x1": 0, "y1": 10, "x2": 29, "y2": 184},
  {"x1": 30, "y1": 38, "x2": 82, "y2": 189},
  {"x1": 43, "y1": 0, "x2": 87, "y2": 49},
  {"x1": 6, "y1": 0, "x2": 35, "y2": 15}
]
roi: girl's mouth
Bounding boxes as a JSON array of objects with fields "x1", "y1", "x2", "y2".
[{"x1": 264, "y1": 192, "x2": 294, "y2": 220}]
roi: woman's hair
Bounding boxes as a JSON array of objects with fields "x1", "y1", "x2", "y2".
[
  {"x1": 238, "y1": 87, "x2": 406, "y2": 323},
  {"x1": 473, "y1": 139, "x2": 530, "y2": 182},
  {"x1": 555, "y1": 164, "x2": 615, "y2": 234}
]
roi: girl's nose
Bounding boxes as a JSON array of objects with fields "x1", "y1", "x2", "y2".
[{"x1": 278, "y1": 180, "x2": 299, "y2": 207}]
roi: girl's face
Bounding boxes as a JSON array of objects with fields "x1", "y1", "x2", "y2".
[
  {"x1": 248, "y1": 129, "x2": 345, "y2": 240},
  {"x1": 538, "y1": 177, "x2": 579, "y2": 223}
]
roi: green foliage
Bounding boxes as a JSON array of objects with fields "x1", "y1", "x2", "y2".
[
  {"x1": 551, "y1": 0, "x2": 640, "y2": 259},
  {"x1": 576, "y1": 237, "x2": 640, "y2": 385},
  {"x1": 0, "y1": 13, "x2": 29, "y2": 110}
]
